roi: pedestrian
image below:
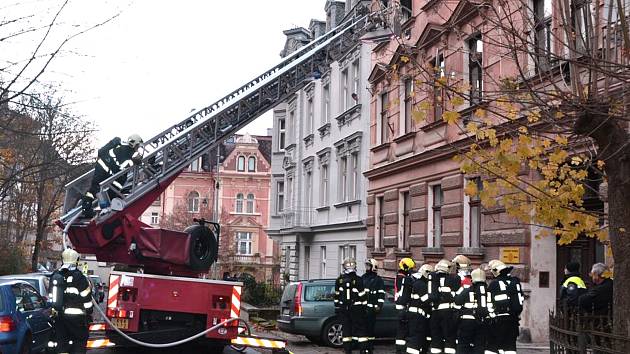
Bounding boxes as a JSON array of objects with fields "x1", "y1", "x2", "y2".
[
  {"x1": 406, "y1": 264, "x2": 433, "y2": 354},
  {"x1": 362, "y1": 258, "x2": 385, "y2": 354},
  {"x1": 486, "y1": 260, "x2": 524, "y2": 354},
  {"x1": 82, "y1": 134, "x2": 143, "y2": 217},
  {"x1": 334, "y1": 258, "x2": 368, "y2": 354},
  {"x1": 559, "y1": 261, "x2": 587, "y2": 310},
  {"x1": 578, "y1": 262, "x2": 613, "y2": 315},
  {"x1": 49, "y1": 248, "x2": 93, "y2": 354},
  {"x1": 454, "y1": 268, "x2": 490, "y2": 354},
  {"x1": 452, "y1": 255, "x2": 473, "y2": 287},
  {"x1": 395, "y1": 258, "x2": 415, "y2": 354},
  {"x1": 428, "y1": 259, "x2": 459, "y2": 354}
]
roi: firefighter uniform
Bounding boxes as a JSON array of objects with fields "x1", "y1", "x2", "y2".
[
  {"x1": 486, "y1": 260, "x2": 525, "y2": 354},
  {"x1": 395, "y1": 258, "x2": 415, "y2": 354},
  {"x1": 82, "y1": 135, "x2": 143, "y2": 216},
  {"x1": 406, "y1": 264, "x2": 433, "y2": 354},
  {"x1": 362, "y1": 259, "x2": 385, "y2": 354},
  {"x1": 428, "y1": 259, "x2": 459, "y2": 354},
  {"x1": 454, "y1": 268, "x2": 490, "y2": 354},
  {"x1": 334, "y1": 258, "x2": 368, "y2": 354},
  {"x1": 49, "y1": 249, "x2": 93, "y2": 354}
]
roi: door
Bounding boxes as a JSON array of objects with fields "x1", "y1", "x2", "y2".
[
  {"x1": 16, "y1": 284, "x2": 51, "y2": 350},
  {"x1": 556, "y1": 236, "x2": 605, "y2": 293}
]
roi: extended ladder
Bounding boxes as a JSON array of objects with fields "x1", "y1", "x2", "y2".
[{"x1": 60, "y1": 14, "x2": 367, "y2": 225}]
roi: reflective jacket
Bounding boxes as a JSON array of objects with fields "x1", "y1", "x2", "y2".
[
  {"x1": 455, "y1": 282, "x2": 490, "y2": 320},
  {"x1": 409, "y1": 276, "x2": 431, "y2": 318},
  {"x1": 362, "y1": 271, "x2": 385, "y2": 312},
  {"x1": 51, "y1": 267, "x2": 93, "y2": 317},
  {"x1": 334, "y1": 271, "x2": 366, "y2": 312},
  {"x1": 394, "y1": 271, "x2": 413, "y2": 311},
  {"x1": 428, "y1": 272, "x2": 460, "y2": 310},
  {"x1": 559, "y1": 273, "x2": 587, "y2": 307},
  {"x1": 487, "y1": 274, "x2": 524, "y2": 318}
]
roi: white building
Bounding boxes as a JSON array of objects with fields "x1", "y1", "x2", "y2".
[{"x1": 268, "y1": 0, "x2": 372, "y2": 283}]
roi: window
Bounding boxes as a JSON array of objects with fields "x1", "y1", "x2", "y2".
[
  {"x1": 401, "y1": 191, "x2": 411, "y2": 250},
  {"x1": 534, "y1": 0, "x2": 552, "y2": 71},
  {"x1": 323, "y1": 84, "x2": 330, "y2": 124},
  {"x1": 236, "y1": 232, "x2": 252, "y2": 255},
  {"x1": 237, "y1": 156, "x2": 245, "y2": 172},
  {"x1": 304, "y1": 246, "x2": 311, "y2": 280},
  {"x1": 380, "y1": 92, "x2": 390, "y2": 143},
  {"x1": 352, "y1": 60, "x2": 360, "y2": 104},
  {"x1": 246, "y1": 193, "x2": 255, "y2": 214},
  {"x1": 350, "y1": 153, "x2": 359, "y2": 200},
  {"x1": 188, "y1": 191, "x2": 200, "y2": 213},
  {"x1": 469, "y1": 178, "x2": 483, "y2": 248},
  {"x1": 320, "y1": 165, "x2": 329, "y2": 206},
  {"x1": 307, "y1": 98, "x2": 314, "y2": 134},
  {"x1": 340, "y1": 156, "x2": 348, "y2": 201},
  {"x1": 279, "y1": 118, "x2": 286, "y2": 150},
  {"x1": 151, "y1": 212, "x2": 159, "y2": 225},
  {"x1": 431, "y1": 185, "x2": 443, "y2": 247},
  {"x1": 401, "y1": 0, "x2": 412, "y2": 22},
  {"x1": 287, "y1": 177, "x2": 293, "y2": 209},
  {"x1": 248, "y1": 156, "x2": 256, "y2": 172},
  {"x1": 377, "y1": 196, "x2": 385, "y2": 249},
  {"x1": 305, "y1": 171, "x2": 313, "y2": 210},
  {"x1": 320, "y1": 246, "x2": 327, "y2": 278},
  {"x1": 277, "y1": 182, "x2": 285, "y2": 213},
  {"x1": 304, "y1": 284, "x2": 335, "y2": 301},
  {"x1": 433, "y1": 54, "x2": 445, "y2": 121},
  {"x1": 404, "y1": 79, "x2": 413, "y2": 133},
  {"x1": 189, "y1": 157, "x2": 200, "y2": 172},
  {"x1": 342, "y1": 68, "x2": 350, "y2": 110},
  {"x1": 571, "y1": 0, "x2": 589, "y2": 54},
  {"x1": 288, "y1": 111, "x2": 295, "y2": 143},
  {"x1": 468, "y1": 35, "x2": 483, "y2": 104},
  {"x1": 235, "y1": 193, "x2": 244, "y2": 213}
]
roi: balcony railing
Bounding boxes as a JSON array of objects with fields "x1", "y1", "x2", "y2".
[{"x1": 279, "y1": 208, "x2": 317, "y2": 229}]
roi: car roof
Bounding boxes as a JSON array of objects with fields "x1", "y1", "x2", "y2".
[
  {"x1": 0, "y1": 279, "x2": 32, "y2": 287},
  {"x1": 0, "y1": 273, "x2": 49, "y2": 280}
]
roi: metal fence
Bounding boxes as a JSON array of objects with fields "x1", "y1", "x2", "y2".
[{"x1": 549, "y1": 306, "x2": 630, "y2": 354}]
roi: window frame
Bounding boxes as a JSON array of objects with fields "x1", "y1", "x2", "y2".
[
  {"x1": 403, "y1": 79, "x2": 413, "y2": 134},
  {"x1": 352, "y1": 59, "x2": 360, "y2": 105},
  {"x1": 377, "y1": 196, "x2": 385, "y2": 249},
  {"x1": 431, "y1": 185, "x2": 443, "y2": 247},
  {"x1": 341, "y1": 68, "x2": 350, "y2": 111},
  {"x1": 533, "y1": 0, "x2": 553, "y2": 72},
  {"x1": 151, "y1": 212, "x2": 159, "y2": 225},
  {"x1": 320, "y1": 246, "x2": 327, "y2": 278},
  {"x1": 323, "y1": 84, "x2": 331, "y2": 124},
  {"x1": 237, "y1": 156, "x2": 246, "y2": 172},
  {"x1": 188, "y1": 191, "x2": 200, "y2": 213},
  {"x1": 247, "y1": 156, "x2": 256, "y2": 172},
  {"x1": 278, "y1": 118, "x2": 286, "y2": 151},
  {"x1": 235, "y1": 193, "x2": 244, "y2": 213},
  {"x1": 433, "y1": 54, "x2": 445, "y2": 122},
  {"x1": 320, "y1": 164, "x2": 329, "y2": 206},
  {"x1": 277, "y1": 181, "x2": 285, "y2": 213},
  {"x1": 339, "y1": 156, "x2": 348, "y2": 202},
  {"x1": 380, "y1": 91, "x2": 390, "y2": 143},
  {"x1": 246, "y1": 193, "x2": 255, "y2": 214},
  {"x1": 468, "y1": 34, "x2": 483, "y2": 105},
  {"x1": 236, "y1": 232, "x2": 253, "y2": 255}
]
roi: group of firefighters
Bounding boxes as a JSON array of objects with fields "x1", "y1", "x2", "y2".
[{"x1": 334, "y1": 255, "x2": 524, "y2": 354}]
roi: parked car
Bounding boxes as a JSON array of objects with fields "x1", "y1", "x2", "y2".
[
  {"x1": 277, "y1": 278, "x2": 397, "y2": 347},
  {"x1": 0, "y1": 273, "x2": 51, "y2": 300},
  {"x1": 0, "y1": 279, "x2": 53, "y2": 354}
]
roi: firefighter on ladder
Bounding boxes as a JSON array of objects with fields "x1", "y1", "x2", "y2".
[
  {"x1": 454, "y1": 268, "x2": 491, "y2": 354},
  {"x1": 406, "y1": 264, "x2": 433, "y2": 354},
  {"x1": 428, "y1": 259, "x2": 459, "y2": 354},
  {"x1": 334, "y1": 258, "x2": 369, "y2": 354},
  {"x1": 486, "y1": 260, "x2": 525, "y2": 354},
  {"x1": 49, "y1": 249, "x2": 93, "y2": 354},
  {"x1": 395, "y1": 258, "x2": 415, "y2": 354},
  {"x1": 362, "y1": 258, "x2": 385, "y2": 354},
  {"x1": 82, "y1": 134, "x2": 143, "y2": 217}
]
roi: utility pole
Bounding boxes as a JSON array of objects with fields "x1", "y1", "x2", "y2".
[{"x1": 211, "y1": 143, "x2": 222, "y2": 279}]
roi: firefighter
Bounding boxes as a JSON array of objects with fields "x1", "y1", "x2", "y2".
[
  {"x1": 49, "y1": 248, "x2": 93, "y2": 354},
  {"x1": 82, "y1": 134, "x2": 143, "y2": 217},
  {"x1": 452, "y1": 255, "x2": 473, "y2": 287},
  {"x1": 334, "y1": 258, "x2": 368, "y2": 354},
  {"x1": 454, "y1": 268, "x2": 490, "y2": 354},
  {"x1": 395, "y1": 258, "x2": 415, "y2": 354},
  {"x1": 428, "y1": 259, "x2": 458, "y2": 354},
  {"x1": 406, "y1": 264, "x2": 433, "y2": 354},
  {"x1": 362, "y1": 258, "x2": 385, "y2": 354},
  {"x1": 486, "y1": 260, "x2": 524, "y2": 354}
]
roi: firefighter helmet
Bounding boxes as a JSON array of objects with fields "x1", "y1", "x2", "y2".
[
  {"x1": 471, "y1": 268, "x2": 486, "y2": 283},
  {"x1": 62, "y1": 248, "x2": 80, "y2": 265},
  {"x1": 343, "y1": 258, "x2": 357, "y2": 272},
  {"x1": 366, "y1": 258, "x2": 378, "y2": 271},
  {"x1": 435, "y1": 259, "x2": 451, "y2": 273},
  {"x1": 419, "y1": 264, "x2": 434, "y2": 279},
  {"x1": 127, "y1": 134, "x2": 144, "y2": 149},
  {"x1": 399, "y1": 258, "x2": 415, "y2": 272},
  {"x1": 452, "y1": 255, "x2": 472, "y2": 272},
  {"x1": 488, "y1": 259, "x2": 508, "y2": 277}
]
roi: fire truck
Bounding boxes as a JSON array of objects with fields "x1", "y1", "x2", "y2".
[{"x1": 57, "y1": 14, "x2": 367, "y2": 351}]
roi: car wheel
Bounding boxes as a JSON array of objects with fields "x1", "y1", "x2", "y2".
[
  {"x1": 321, "y1": 319, "x2": 343, "y2": 348},
  {"x1": 185, "y1": 224, "x2": 218, "y2": 271}
]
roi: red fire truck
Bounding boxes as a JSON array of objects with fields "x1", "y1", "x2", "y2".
[{"x1": 57, "y1": 15, "x2": 364, "y2": 351}]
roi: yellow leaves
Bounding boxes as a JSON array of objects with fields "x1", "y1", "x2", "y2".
[
  {"x1": 549, "y1": 149, "x2": 569, "y2": 164},
  {"x1": 555, "y1": 136, "x2": 568, "y2": 146},
  {"x1": 518, "y1": 126, "x2": 528, "y2": 134},
  {"x1": 499, "y1": 138, "x2": 513, "y2": 153},
  {"x1": 570, "y1": 156, "x2": 583, "y2": 166},
  {"x1": 527, "y1": 109, "x2": 541, "y2": 123},
  {"x1": 486, "y1": 129, "x2": 498, "y2": 147},
  {"x1": 436, "y1": 76, "x2": 448, "y2": 86},
  {"x1": 450, "y1": 96, "x2": 465, "y2": 106},
  {"x1": 466, "y1": 121, "x2": 479, "y2": 135},
  {"x1": 400, "y1": 55, "x2": 410, "y2": 63},
  {"x1": 474, "y1": 108, "x2": 487, "y2": 119},
  {"x1": 412, "y1": 110, "x2": 427, "y2": 123},
  {"x1": 419, "y1": 101, "x2": 431, "y2": 110},
  {"x1": 464, "y1": 180, "x2": 479, "y2": 197},
  {"x1": 442, "y1": 111, "x2": 460, "y2": 125},
  {"x1": 555, "y1": 111, "x2": 565, "y2": 120}
]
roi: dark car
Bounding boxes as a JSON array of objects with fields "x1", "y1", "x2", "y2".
[
  {"x1": 277, "y1": 278, "x2": 397, "y2": 347},
  {"x1": 0, "y1": 279, "x2": 53, "y2": 354}
]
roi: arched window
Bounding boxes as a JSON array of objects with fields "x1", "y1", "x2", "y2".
[
  {"x1": 246, "y1": 193, "x2": 255, "y2": 213},
  {"x1": 188, "y1": 191, "x2": 200, "y2": 213},
  {"x1": 235, "y1": 193, "x2": 244, "y2": 213},
  {"x1": 248, "y1": 156, "x2": 256, "y2": 172},
  {"x1": 237, "y1": 156, "x2": 245, "y2": 172}
]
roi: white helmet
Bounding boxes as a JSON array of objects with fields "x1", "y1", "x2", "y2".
[
  {"x1": 435, "y1": 259, "x2": 451, "y2": 273},
  {"x1": 62, "y1": 248, "x2": 80, "y2": 266},
  {"x1": 418, "y1": 264, "x2": 434, "y2": 279},
  {"x1": 127, "y1": 134, "x2": 143, "y2": 149},
  {"x1": 365, "y1": 258, "x2": 378, "y2": 271},
  {"x1": 453, "y1": 255, "x2": 472, "y2": 272},
  {"x1": 471, "y1": 268, "x2": 486, "y2": 283},
  {"x1": 488, "y1": 259, "x2": 509, "y2": 277},
  {"x1": 342, "y1": 258, "x2": 357, "y2": 272}
]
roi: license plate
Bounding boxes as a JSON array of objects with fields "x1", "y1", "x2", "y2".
[
  {"x1": 282, "y1": 308, "x2": 290, "y2": 315},
  {"x1": 111, "y1": 318, "x2": 129, "y2": 330}
]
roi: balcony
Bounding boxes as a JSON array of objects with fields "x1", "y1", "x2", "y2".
[{"x1": 279, "y1": 208, "x2": 317, "y2": 229}]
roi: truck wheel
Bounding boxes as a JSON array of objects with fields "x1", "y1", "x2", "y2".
[
  {"x1": 321, "y1": 318, "x2": 343, "y2": 348},
  {"x1": 185, "y1": 224, "x2": 218, "y2": 271}
]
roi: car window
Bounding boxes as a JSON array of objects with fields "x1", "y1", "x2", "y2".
[
  {"x1": 12, "y1": 285, "x2": 34, "y2": 312},
  {"x1": 42, "y1": 277, "x2": 50, "y2": 292},
  {"x1": 304, "y1": 285, "x2": 334, "y2": 301},
  {"x1": 22, "y1": 285, "x2": 44, "y2": 310},
  {"x1": 281, "y1": 284, "x2": 297, "y2": 304},
  {"x1": 384, "y1": 283, "x2": 395, "y2": 301}
]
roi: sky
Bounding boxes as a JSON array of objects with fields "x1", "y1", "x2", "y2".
[{"x1": 2, "y1": 0, "x2": 328, "y2": 147}]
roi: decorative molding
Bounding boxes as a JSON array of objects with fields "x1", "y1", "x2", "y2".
[
  {"x1": 303, "y1": 133, "x2": 314, "y2": 147},
  {"x1": 303, "y1": 156, "x2": 314, "y2": 172},
  {"x1": 317, "y1": 147, "x2": 331, "y2": 165},
  {"x1": 335, "y1": 104, "x2": 362, "y2": 127},
  {"x1": 318, "y1": 122, "x2": 331, "y2": 138}
]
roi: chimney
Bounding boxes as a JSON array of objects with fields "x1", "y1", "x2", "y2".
[
  {"x1": 279, "y1": 27, "x2": 311, "y2": 58},
  {"x1": 309, "y1": 19, "x2": 327, "y2": 39},
  {"x1": 325, "y1": 1, "x2": 346, "y2": 31}
]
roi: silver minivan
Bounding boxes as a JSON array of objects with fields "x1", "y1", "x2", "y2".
[{"x1": 0, "y1": 273, "x2": 51, "y2": 299}]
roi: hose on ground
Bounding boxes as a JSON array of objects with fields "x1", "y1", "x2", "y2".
[{"x1": 91, "y1": 297, "x2": 251, "y2": 348}]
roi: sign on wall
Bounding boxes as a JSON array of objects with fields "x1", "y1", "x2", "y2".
[{"x1": 500, "y1": 247, "x2": 520, "y2": 264}]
